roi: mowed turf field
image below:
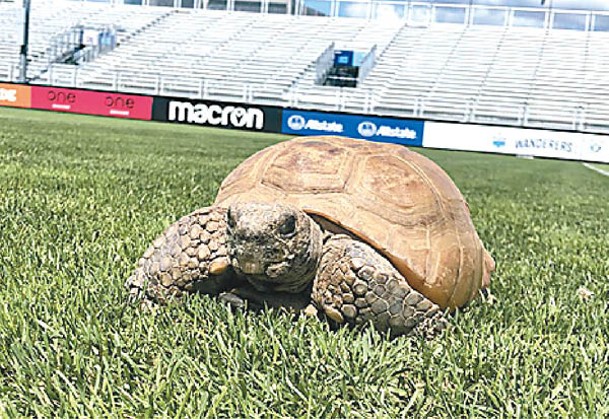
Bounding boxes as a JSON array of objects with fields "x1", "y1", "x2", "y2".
[
  {"x1": 591, "y1": 163, "x2": 609, "y2": 172},
  {"x1": 0, "y1": 107, "x2": 607, "y2": 417}
]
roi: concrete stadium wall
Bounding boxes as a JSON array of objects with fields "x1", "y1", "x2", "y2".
[{"x1": 1, "y1": 82, "x2": 608, "y2": 163}]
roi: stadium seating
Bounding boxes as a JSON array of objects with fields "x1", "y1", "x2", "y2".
[
  {"x1": 1, "y1": 1, "x2": 609, "y2": 134},
  {"x1": 0, "y1": 1, "x2": 170, "y2": 81},
  {"x1": 41, "y1": 11, "x2": 402, "y2": 106}
]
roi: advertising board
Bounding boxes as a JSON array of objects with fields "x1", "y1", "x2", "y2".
[
  {"x1": 0, "y1": 83, "x2": 31, "y2": 108},
  {"x1": 30, "y1": 86, "x2": 153, "y2": 120},
  {"x1": 5, "y1": 83, "x2": 606, "y2": 164},
  {"x1": 423, "y1": 121, "x2": 609, "y2": 163},
  {"x1": 152, "y1": 96, "x2": 283, "y2": 133},
  {"x1": 578, "y1": 135, "x2": 609, "y2": 163},
  {"x1": 281, "y1": 109, "x2": 424, "y2": 147}
]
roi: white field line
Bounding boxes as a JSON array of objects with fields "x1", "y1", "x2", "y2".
[{"x1": 583, "y1": 163, "x2": 609, "y2": 177}]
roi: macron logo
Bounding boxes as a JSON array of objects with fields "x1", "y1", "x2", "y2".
[
  {"x1": 0, "y1": 88, "x2": 17, "y2": 103},
  {"x1": 168, "y1": 101, "x2": 264, "y2": 129}
]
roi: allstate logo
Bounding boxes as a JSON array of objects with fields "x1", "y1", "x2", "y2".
[
  {"x1": 358, "y1": 121, "x2": 377, "y2": 137},
  {"x1": 287, "y1": 115, "x2": 306, "y2": 131},
  {"x1": 590, "y1": 143, "x2": 602, "y2": 153}
]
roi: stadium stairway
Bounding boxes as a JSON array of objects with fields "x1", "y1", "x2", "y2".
[
  {"x1": 37, "y1": 7, "x2": 178, "y2": 87},
  {"x1": 284, "y1": 18, "x2": 403, "y2": 111}
]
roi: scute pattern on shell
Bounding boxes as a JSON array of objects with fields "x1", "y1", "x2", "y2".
[{"x1": 215, "y1": 136, "x2": 494, "y2": 309}]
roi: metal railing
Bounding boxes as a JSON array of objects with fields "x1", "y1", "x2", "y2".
[
  {"x1": 357, "y1": 45, "x2": 376, "y2": 84},
  {"x1": 314, "y1": 42, "x2": 335, "y2": 85},
  {"x1": 29, "y1": 0, "x2": 609, "y2": 32},
  {"x1": 45, "y1": 27, "x2": 83, "y2": 66},
  {"x1": 288, "y1": 0, "x2": 609, "y2": 31},
  {"x1": 45, "y1": 25, "x2": 118, "y2": 66},
  {"x1": 0, "y1": 61, "x2": 600, "y2": 132},
  {"x1": 0, "y1": 63, "x2": 16, "y2": 81}
]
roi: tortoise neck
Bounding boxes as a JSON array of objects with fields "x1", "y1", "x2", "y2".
[{"x1": 296, "y1": 217, "x2": 323, "y2": 289}]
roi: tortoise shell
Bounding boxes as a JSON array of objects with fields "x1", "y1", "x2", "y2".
[{"x1": 214, "y1": 136, "x2": 494, "y2": 309}]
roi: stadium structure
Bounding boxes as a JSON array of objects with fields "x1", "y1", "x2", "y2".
[{"x1": 1, "y1": 0, "x2": 609, "y2": 138}]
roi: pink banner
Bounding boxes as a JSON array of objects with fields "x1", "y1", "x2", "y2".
[{"x1": 31, "y1": 86, "x2": 152, "y2": 120}]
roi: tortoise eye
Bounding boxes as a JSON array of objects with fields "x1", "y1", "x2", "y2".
[{"x1": 279, "y1": 215, "x2": 296, "y2": 237}]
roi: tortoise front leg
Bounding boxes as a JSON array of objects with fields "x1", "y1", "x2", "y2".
[
  {"x1": 313, "y1": 235, "x2": 448, "y2": 338},
  {"x1": 126, "y1": 206, "x2": 240, "y2": 305}
]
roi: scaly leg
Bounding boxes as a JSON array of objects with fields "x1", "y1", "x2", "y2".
[
  {"x1": 313, "y1": 235, "x2": 448, "y2": 338},
  {"x1": 125, "y1": 207, "x2": 239, "y2": 305}
]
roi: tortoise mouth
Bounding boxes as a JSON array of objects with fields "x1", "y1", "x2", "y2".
[
  {"x1": 232, "y1": 257, "x2": 306, "y2": 292},
  {"x1": 231, "y1": 255, "x2": 288, "y2": 276},
  {"x1": 237, "y1": 259, "x2": 265, "y2": 275}
]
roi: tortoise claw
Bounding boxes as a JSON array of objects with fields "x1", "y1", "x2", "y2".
[{"x1": 209, "y1": 257, "x2": 230, "y2": 276}]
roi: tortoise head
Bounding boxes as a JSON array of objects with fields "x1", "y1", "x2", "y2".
[{"x1": 226, "y1": 202, "x2": 323, "y2": 293}]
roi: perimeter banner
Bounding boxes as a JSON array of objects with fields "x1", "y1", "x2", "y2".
[
  {"x1": 152, "y1": 96, "x2": 283, "y2": 133},
  {"x1": 0, "y1": 83, "x2": 31, "y2": 108},
  {"x1": 30, "y1": 86, "x2": 153, "y2": 120},
  {"x1": 281, "y1": 109, "x2": 425, "y2": 147},
  {"x1": 423, "y1": 121, "x2": 609, "y2": 163}
]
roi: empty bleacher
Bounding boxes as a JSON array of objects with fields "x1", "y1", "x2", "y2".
[
  {"x1": 41, "y1": 11, "x2": 402, "y2": 105},
  {"x1": 0, "y1": 1, "x2": 171, "y2": 81},
  {"x1": 2, "y1": 1, "x2": 609, "y2": 134}
]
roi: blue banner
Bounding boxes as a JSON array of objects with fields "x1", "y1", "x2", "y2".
[
  {"x1": 281, "y1": 109, "x2": 424, "y2": 146},
  {"x1": 334, "y1": 50, "x2": 354, "y2": 67}
]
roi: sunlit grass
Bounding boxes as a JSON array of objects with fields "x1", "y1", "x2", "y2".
[
  {"x1": 589, "y1": 162, "x2": 609, "y2": 173},
  {"x1": 0, "y1": 108, "x2": 607, "y2": 416}
]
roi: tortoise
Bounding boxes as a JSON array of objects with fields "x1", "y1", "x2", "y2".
[{"x1": 126, "y1": 136, "x2": 494, "y2": 337}]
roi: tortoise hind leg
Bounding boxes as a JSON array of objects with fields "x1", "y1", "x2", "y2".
[
  {"x1": 313, "y1": 234, "x2": 448, "y2": 338},
  {"x1": 126, "y1": 206, "x2": 241, "y2": 305}
]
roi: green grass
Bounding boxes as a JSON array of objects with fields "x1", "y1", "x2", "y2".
[
  {"x1": 589, "y1": 163, "x2": 609, "y2": 172},
  {"x1": 0, "y1": 107, "x2": 608, "y2": 417}
]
